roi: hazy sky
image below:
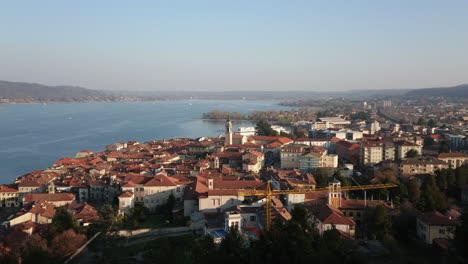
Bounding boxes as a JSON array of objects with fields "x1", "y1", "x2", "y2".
[{"x1": 1, "y1": 1, "x2": 467, "y2": 91}]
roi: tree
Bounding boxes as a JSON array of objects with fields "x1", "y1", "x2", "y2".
[
  {"x1": 332, "y1": 170, "x2": 350, "y2": 187},
  {"x1": 407, "y1": 178, "x2": 421, "y2": 205},
  {"x1": 420, "y1": 175, "x2": 447, "y2": 211},
  {"x1": 4, "y1": 231, "x2": 50, "y2": 264},
  {"x1": 49, "y1": 229, "x2": 86, "y2": 258},
  {"x1": 455, "y1": 209, "x2": 468, "y2": 262},
  {"x1": 405, "y1": 149, "x2": 419, "y2": 158},
  {"x1": 256, "y1": 120, "x2": 278, "y2": 137},
  {"x1": 439, "y1": 141, "x2": 450, "y2": 153},
  {"x1": 292, "y1": 126, "x2": 307, "y2": 139},
  {"x1": 416, "y1": 117, "x2": 426, "y2": 125},
  {"x1": 218, "y1": 227, "x2": 246, "y2": 262},
  {"x1": 366, "y1": 205, "x2": 391, "y2": 240},
  {"x1": 49, "y1": 207, "x2": 80, "y2": 235},
  {"x1": 427, "y1": 119, "x2": 436, "y2": 127}
]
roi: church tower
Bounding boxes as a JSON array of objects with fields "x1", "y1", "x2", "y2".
[
  {"x1": 327, "y1": 179, "x2": 341, "y2": 208},
  {"x1": 225, "y1": 117, "x2": 233, "y2": 146},
  {"x1": 48, "y1": 181, "x2": 55, "y2": 194}
]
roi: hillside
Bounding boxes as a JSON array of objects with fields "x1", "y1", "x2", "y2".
[
  {"x1": 0, "y1": 80, "x2": 119, "y2": 103},
  {"x1": 405, "y1": 84, "x2": 468, "y2": 98}
]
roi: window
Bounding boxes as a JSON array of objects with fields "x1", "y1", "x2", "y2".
[
  {"x1": 176, "y1": 187, "x2": 181, "y2": 192},
  {"x1": 349, "y1": 212, "x2": 354, "y2": 217},
  {"x1": 439, "y1": 228, "x2": 445, "y2": 234},
  {"x1": 250, "y1": 215, "x2": 256, "y2": 222}
]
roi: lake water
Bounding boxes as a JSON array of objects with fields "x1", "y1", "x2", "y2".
[{"x1": 0, "y1": 100, "x2": 290, "y2": 183}]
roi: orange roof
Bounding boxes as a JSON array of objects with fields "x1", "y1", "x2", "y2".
[
  {"x1": 438, "y1": 153, "x2": 468, "y2": 158},
  {"x1": 0, "y1": 185, "x2": 18, "y2": 192},
  {"x1": 119, "y1": 191, "x2": 134, "y2": 198},
  {"x1": 24, "y1": 193, "x2": 75, "y2": 203}
]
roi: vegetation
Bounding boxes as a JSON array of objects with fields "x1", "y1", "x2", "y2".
[
  {"x1": 256, "y1": 120, "x2": 279, "y2": 137},
  {"x1": 349, "y1": 111, "x2": 371, "y2": 122},
  {"x1": 405, "y1": 149, "x2": 420, "y2": 158},
  {"x1": 202, "y1": 109, "x2": 316, "y2": 125}
]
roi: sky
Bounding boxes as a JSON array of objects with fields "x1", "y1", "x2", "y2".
[{"x1": 1, "y1": 0, "x2": 467, "y2": 91}]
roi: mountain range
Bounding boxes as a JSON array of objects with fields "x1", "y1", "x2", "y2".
[{"x1": 0, "y1": 80, "x2": 467, "y2": 103}]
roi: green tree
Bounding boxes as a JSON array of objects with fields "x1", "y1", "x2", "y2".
[
  {"x1": 455, "y1": 209, "x2": 468, "y2": 262},
  {"x1": 420, "y1": 175, "x2": 447, "y2": 211},
  {"x1": 219, "y1": 227, "x2": 246, "y2": 263},
  {"x1": 293, "y1": 126, "x2": 307, "y2": 139},
  {"x1": 256, "y1": 120, "x2": 279, "y2": 137},
  {"x1": 427, "y1": 119, "x2": 437, "y2": 127},
  {"x1": 439, "y1": 141, "x2": 450, "y2": 153},
  {"x1": 405, "y1": 149, "x2": 419, "y2": 158},
  {"x1": 333, "y1": 170, "x2": 350, "y2": 187},
  {"x1": 49, "y1": 207, "x2": 80, "y2": 235},
  {"x1": 407, "y1": 178, "x2": 421, "y2": 205},
  {"x1": 416, "y1": 117, "x2": 426, "y2": 125},
  {"x1": 366, "y1": 205, "x2": 392, "y2": 240}
]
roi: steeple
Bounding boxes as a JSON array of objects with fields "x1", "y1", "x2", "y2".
[
  {"x1": 225, "y1": 115, "x2": 233, "y2": 145},
  {"x1": 327, "y1": 178, "x2": 341, "y2": 208}
]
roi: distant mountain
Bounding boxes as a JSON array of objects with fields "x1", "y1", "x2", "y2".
[
  {"x1": 0, "y1": 80, "x2": 121, "y2": 103},
  {"x1": 405, "y1": 84, "x2": 468, "y2": 98},
  {"x1": 0, "y1": 81, "x2": 109, "y2": 102}
]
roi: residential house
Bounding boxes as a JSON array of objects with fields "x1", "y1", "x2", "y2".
[
  {"x1": 242, "y1": 151, "x2": 265, "y2": 173},
  {"x1": 417, "y1": 211, "x2": 457, "y2": 244},
  {"x1": 399, "y1": 157, "x2": 448, "y2": 178},
  {"x1": 0, "y1": 185, "x2": 20, "y2": 207},
  {"x1": 438, "y1": 153, "x2": 468, "y2": 169},
  {"x1": 395, "y1": 141, "x2": 423, "y2": 159}
]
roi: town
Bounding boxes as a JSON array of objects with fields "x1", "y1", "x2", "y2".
[{"x1": 1, "y1": 97, "x2": 468, "y2": 264}]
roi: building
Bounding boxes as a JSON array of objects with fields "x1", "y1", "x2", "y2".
[
  {"x1": 118, "y1": 191, "x2": 135, "y2": 215},
  {"x1": 399, "y1": 157, "x2": 448, "y2": 178},
  {"x1": 309, "y1": 129, "x2": 346, "y2": 140},
  {"x1": 317, "y1": 117, "x2": 351, "y2": 128},
  {"x1": 237, "y1": 127, "x2": 256, "y2": 136},
  {"x1": 335, "y1": 141, "x2": 360, "y2": 165},
  {"x1": 9, "y1": 201, "x2": 56, "y2": 226},
  {"x1": 417, "y1": 211, "x2": 457, "y2": 244},
  {"x1": 444, "y1": 134, "x2": 466, "y2": 151},
  {"x1": 23, "y1": 193, "x2": 76, "y2": 207},
  {"x1": 306, "y1": 180, "x2": 355, "y2": 237},
  {"x1": 0, "y1": 185, "x2": 20, "y2": 207},
  {"x1": 280, "y1": 145, "x2": 338, "y2": 171},
  {"x1": 438, "y1": 153, "x2": 468, "y2": 168},
  {"x1": 191, "y1": 172, "x2": 263, "y2": 213},
  {"x1": 242, "y1": 151, "x2": 265, "y2": 173},
  {"x1": 225, "y1": 118, "x2": 233, "y2": 146},
  {"x1": 395, "y1": 141, "x2": 423, "y2": 159},
  {"x1": 360, "y1": 141, "x2": 395, "y2": 165}
]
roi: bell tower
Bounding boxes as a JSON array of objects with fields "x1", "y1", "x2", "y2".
[
  {"x1": 327, "y1": 179, "x2": 341, "y2": 208},
  {"x1": 225, "y1": 116, "x2": 233, "y2": 146}
]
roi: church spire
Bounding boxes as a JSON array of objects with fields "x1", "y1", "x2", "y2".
[{"x1": 225, "y1": 115, "x2": 233, "y2": 145}]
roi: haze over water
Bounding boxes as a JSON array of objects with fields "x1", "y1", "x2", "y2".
[{"x1": 0, "y1": 100, "x2": 289, "y2": 183}]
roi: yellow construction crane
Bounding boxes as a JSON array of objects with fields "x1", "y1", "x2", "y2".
[{"x1": 238, "y1": 180, "x2": 398, "y2": 231}]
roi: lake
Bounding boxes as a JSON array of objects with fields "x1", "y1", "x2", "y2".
[{"x1": 0, "y1": 100, "x2": 290, "y2": 183}]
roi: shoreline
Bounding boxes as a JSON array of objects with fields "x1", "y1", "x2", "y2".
[{"x1": 0, "y1": 98, "x2": 285, "y2": 105}]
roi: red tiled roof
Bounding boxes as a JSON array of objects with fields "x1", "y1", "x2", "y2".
[
  {"x1": 24, "y1": 193, "x2": 75, "y2": 203},
  {"x1": 29, "y1": 201, "x2": 56, "y2": 219},
  {"x1": 144, "y1": 175, "x2": 178, "y2": 187},
  {"x1": 418, "y1": 211, "x2": 457, "y2": 226},
  {"x1": 438, "y1": 153, "x2": 468, "y2": 158},
  {"x1": 0, "y1": 185, "x2": 18, "y2": 192},
  {"x1": 119, "y1": 191, "x2": 133, "y2": 198}
]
